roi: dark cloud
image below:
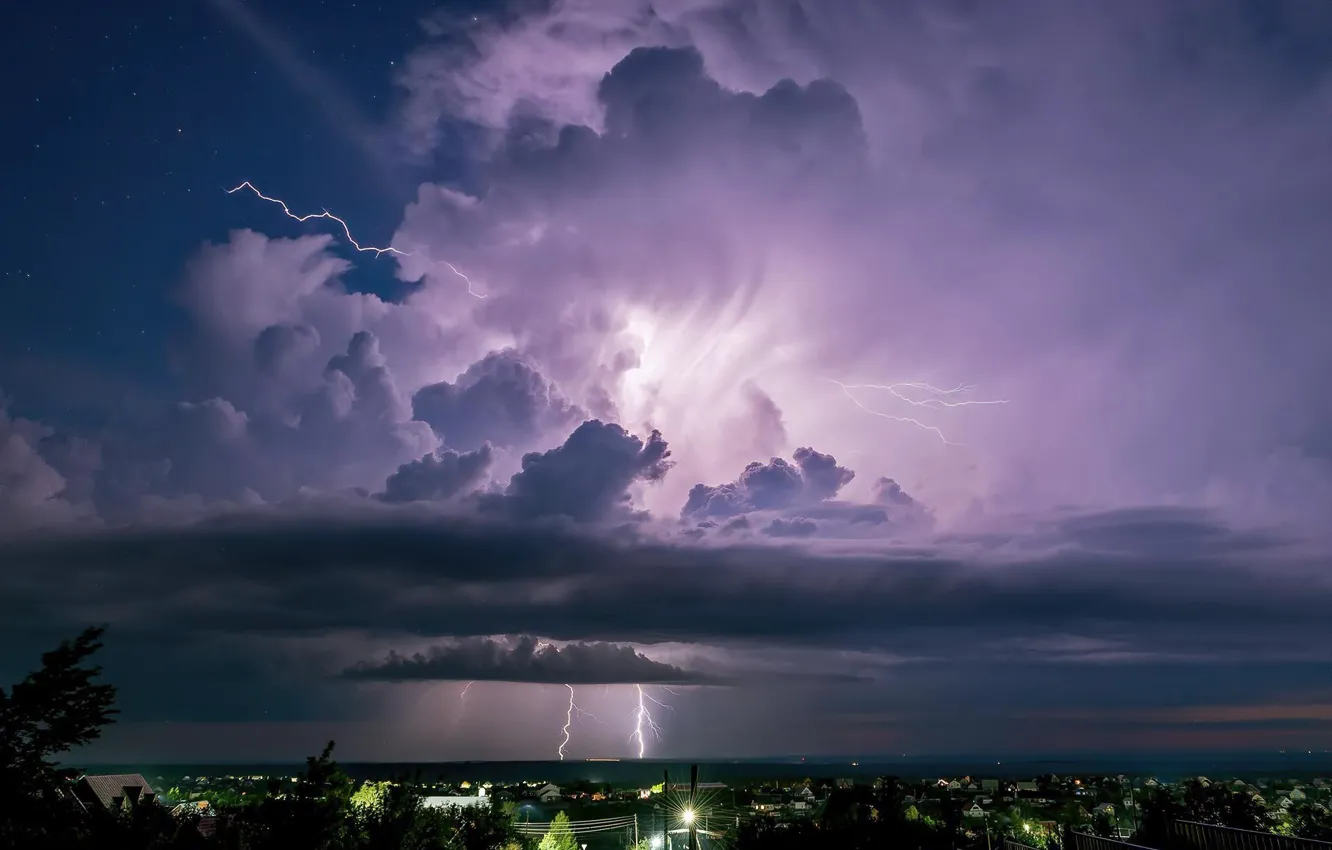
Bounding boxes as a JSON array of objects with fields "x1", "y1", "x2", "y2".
[
  {"x1": 343, "y1": 636, "x2": 716, "y2": 685},
  {"x1": 378, "y1": 445, "x2": 494, "y2": 504},
  {"x1": 681, "y1": 446, "x2": 855, "y2": 519},
  {"x1": 411, "y1": 349, "x2": 583, "y2": 451},
  {"x1": 485, "y1": 419, "x2": 673, "y2": 522},
  {"x1": 2, "y1": 504, "x2": 1326, "y2": 658},
  {"x1": 4, "y1": 500, "x2": 1332, "y2": 756},
  {"x1": 762, "y1": 517, "x2": 818, "y2": 538},
  {"x1": 791, "y1": 446, "x2": 855, "y2": 502}
]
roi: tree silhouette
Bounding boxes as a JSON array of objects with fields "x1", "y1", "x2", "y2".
[{"x1": 0, "y1": 625, "x2": 119, "y2": 849}]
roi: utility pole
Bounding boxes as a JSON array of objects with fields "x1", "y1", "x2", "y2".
[
  {"x1": 634, "y1": 813, "x2": 639, "y2": 847},
  {"x1": 689, "y1": 765, "x2": 699, "y2": 850},
  {"x1": 663, "y1": 770, "x2": 671, "y2": 850}
]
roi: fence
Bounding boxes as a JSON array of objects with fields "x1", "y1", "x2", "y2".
[
  {"x1": 1059, "y1": 821, "x2": 1332, "y2": 850},
  {"x1": 1171, "y1": 821, "x2": 1332, "y2": 850},
  {"x1": 1067, "y1": 833, "x2": 1156, "y2": 850}
]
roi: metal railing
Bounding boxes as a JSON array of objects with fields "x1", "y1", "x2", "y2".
[
  {"x1": 1172, "y1": 821, "x2": 1332, "y2": 850},
  {"x1": 1067, "y1": 832, "x2": 1157, "y2": 850}
]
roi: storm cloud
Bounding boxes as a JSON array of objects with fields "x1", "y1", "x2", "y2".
[
  {"x1": 343, "y1": 636, "x2": 716, "y2": 685},
  {"x1": 4, "y1": 0, "x2": 1332, "y2": 760}
]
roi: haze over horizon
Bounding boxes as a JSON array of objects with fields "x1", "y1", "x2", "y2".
[{"x1": 4, "y1": 0, "x2": 1332, "y2": 764}]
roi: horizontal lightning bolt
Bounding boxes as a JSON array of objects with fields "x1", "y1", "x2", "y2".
[
  {"x1": 829, "y1": 378, "x2": 1008, "y2": 445},
  {"x1": 227, "y1": 181, "x2": 486, "y2": 299}
]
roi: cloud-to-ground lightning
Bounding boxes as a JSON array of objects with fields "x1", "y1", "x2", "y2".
[
  {"x1": 557, "y1": 684, "x2": 603, "y2": 761},
  {"x1": 630, "y1": 684, "x2": 670, "y2": 759},
  {"x1": 226, "y1": 181, "x2": 486, "y2": 298},
  {"x1": 453, "y1": 680, "x2": 474, "y2": 726},
  {"x1": 829, "y1": 379, "x2": 1009, "y2": 444}
]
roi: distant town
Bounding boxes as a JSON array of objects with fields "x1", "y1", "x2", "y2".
[{"x1": 57, "y1": 761, "x2": 1332, "y2": 850}]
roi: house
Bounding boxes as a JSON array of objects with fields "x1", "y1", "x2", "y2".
[
  {"x1": 1094, "y1": 804, "x2": 1116, "y2": 817},
  {"x1": 1016, "y1": 781, "x2": 1039, "y2": 793},
  {"x1": 795, "y1": 786, "x2": 816, "y2": 802},
  {"x1": 536, "y1": 784, "x2": 562, "y2": 803},
  {"x1": 171, "y1": 801, "x2": 212, "y2": 818},
  {"x1": 965, "y1": 803, "x2": 986, "y2": 818},
  {"x1": 74, "y1": 774, "x2": 158, "y2": 813},
  {"x1": 753, "y1": 794, "x2": 782, "y2": 812},
  {"x1": 982, "y1": 779, "x2": 999, "y2": 792},
  {"x1": 1291, "y1": 788, "x2": 1307, "y2": 802}
]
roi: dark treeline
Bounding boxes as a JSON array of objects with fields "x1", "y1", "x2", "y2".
[{"x1": 5, "y1": 629, "x2": 1332, "y2": 850}]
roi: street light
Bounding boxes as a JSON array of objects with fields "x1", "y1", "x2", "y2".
[{"x1": 682, "y1": 809, "x2": 695, "y2": 826}]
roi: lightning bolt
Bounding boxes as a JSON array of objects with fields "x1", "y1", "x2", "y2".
[
  {"x1": 454, "y1": 680, "x2": 474, "y2": 726},
  {"x1": 226, "y1": 181, "x2": 487, "y2": 298},
  {"x1": 630, "y1": 685, "x2": 669, "y2": 759},
  {"x1": 829, "y1": 379, "x2": 1008, "y2": 444},
  {"x1": 557, "y1": 684, "x2": 602, "y2": 760}
]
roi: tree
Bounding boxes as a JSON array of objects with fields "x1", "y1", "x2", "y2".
[
  {"x1": 216, "y1": 741, "x2": 356, "y2": 850},
  {"x1": 1289, "y1": 803, "x2": 1332, "y2": 842},
  {"x1": 1091, "y1": 810, "x2": 1117, "y2": 839},
  {"x1": 538, "y1": 812, "x2": 578, "y2": 850},
  {"x1": 0, "y1": 626, "x2": 119, "y2": 850}
]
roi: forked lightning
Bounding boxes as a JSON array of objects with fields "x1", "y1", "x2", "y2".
[
  {"x1": 631, "y1": 685, "x2": 670, "y2": 759},
  {"x1": 557, "y1": 685, "x2": 602, "y2": 760},
  {"x1": 829, "y1": 379, "x2": 1008, "y2": 444},
  {"x1": 227, "y1": 181, "x2": 486, "y2": 298}
]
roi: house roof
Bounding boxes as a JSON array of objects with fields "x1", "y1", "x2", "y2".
[{"x1": 79, "y1": 774, "x2": 156, "y2": 811}]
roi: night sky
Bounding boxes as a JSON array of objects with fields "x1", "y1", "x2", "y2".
[{"x1": 3, "y1": 0, "x2": 1332, "y2": 764}]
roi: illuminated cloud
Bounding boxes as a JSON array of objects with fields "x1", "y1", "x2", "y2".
[{"x1": 411, "y1": 349, "x2": 583, "y2": 452}]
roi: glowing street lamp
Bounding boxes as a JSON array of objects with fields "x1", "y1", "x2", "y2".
[{"x1": 682, "y1": 809, "x2": 695, "y2": 826}]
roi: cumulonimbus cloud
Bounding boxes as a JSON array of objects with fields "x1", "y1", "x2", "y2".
[{"x1": 6, "y1": 0, "x2": 1332, "y2": 758}]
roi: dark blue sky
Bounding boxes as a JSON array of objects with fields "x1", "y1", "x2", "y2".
[{"x1": 0, "y1": 0, "x2": 464, "y2": 428}]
